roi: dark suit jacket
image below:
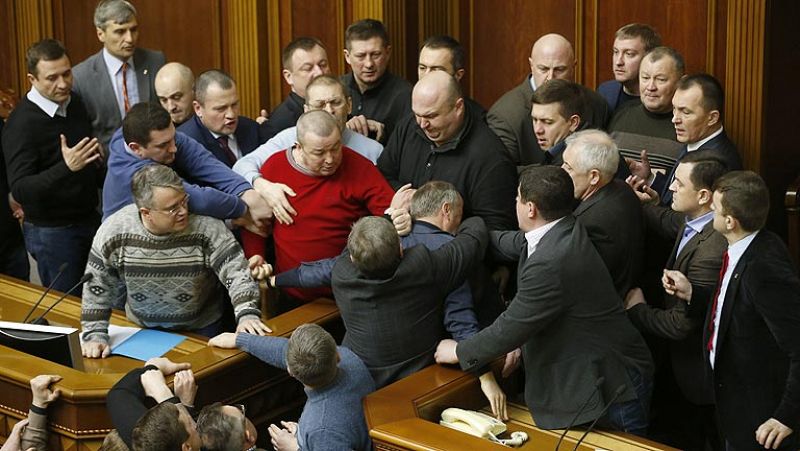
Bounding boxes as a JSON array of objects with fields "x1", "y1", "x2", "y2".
[
  {"x1": 574, "y1": 180, "x2": 644, "y2": 298},
  {"x1": 487, "y1": 77, "x2": 543, "y2": 166},
  {"x1": 72, "y1": 48, "x2": 165, "y2": 149},
  {"x1": 706, "y1": 231, "x2": 800, "y2": 450},
  {"x1": 630, "y1": 206, "x2": 726, "y2": 404},
  {"x1": 177, "y1": 115, "x2": 264, "y2": 167},
  {"x1": 656, "y1": 130, "x2": 742, "y2": 205},
  {"x1": 458, "y1": 216, "x2": 653, "y2": 429},
  {"x1": 331, "y1": 217, "x2": 487, "y2": 388},
  {"x1": 260, "y1": 91, "x2": 304, "y2": 141}
]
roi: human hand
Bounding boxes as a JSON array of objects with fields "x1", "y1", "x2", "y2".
[
  {"x1": 140, "y1": 368, "x2": 174, "y2": 402},
  {"x1": 30, "y1": 374, "x2": 62, "y2": 408},
  {"x1": 756, "y1": 417, "x2": 793, "y2": 449},
  {"x1": 391, "y1": 208, "x2": 412, "y2": 236},
  {"x1": 269, "y1": 422, "x2": 299, "y2": 451},
  {"x1": 501, "y1": 348, "x2": 522, "y2": 378},
  {"x1": 256, "y1": 108, "x2": 269, "y2": 125},
  {"x1": 173, "y1": 369, "x2": 197, "y2": 407},
  {"x1": 626, "y1": 149, "x2": 652, "y2": 181},
  {"x1": 479, "y1": 371, "x2": 508, "y2": 421},
  {"x1": 253, "y1": 178, "x2": 297, "y2": 225},
  {"x1": 625, "y1": 175, "x2": 660, "y2": 204},
  {"x1": 207, "y1": 332, "x2": 238, "y2": 349},
  {"x1": 624, "y1": 287, "x2": 646, "y2": 310},
  {"x1": 240, "y1": 189, "x2": 273, "y2": 228},
  {"x1": 60, "y1": 135, "x2": 101, "y2": 172},
  {"x1": 237, "y1": 318, "x2": 272, "y2": 335},
  {"x1": 434, "y1": 339, "x2": 459, "y2": 364},
  {"x1": 145, "y1": 357, "x2": 191, "y2": 376},
  {"x1": 81, "y1": 340, "x2": 110, "y2": 358},
  {"x1": 662, "y1": 269, "x2": 692, "y2": 302},
  {"x1": 8, "y1": 194, "x2": 24, "y2": 222},
  {"x1": 346, "y1": 115, "x2": 370, "y2": 137},
  {"x1": 0, "y1": 418, "x2": 29, "y2": 451},
  {"x1": 389, "y1": 183, "x2": 415, "y2": 211},
  {"x1": 248, "y1": 255, "x2": 273, "y2": 280}
]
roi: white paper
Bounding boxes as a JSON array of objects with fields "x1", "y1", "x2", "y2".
[{"x1": 108, "y1": 324, "x2": 141, "y2": 350}]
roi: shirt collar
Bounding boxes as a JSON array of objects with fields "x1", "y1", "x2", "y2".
[
  {"x1": 103, "y1": 48, "x2": 133, "y2": 74},
  {"x1": 529, "y1": 74, "x2": 537, "y2": 92},
  {"x1": 685, "y1": 210, "x2": 714, "y2": 234},
  {"x1": 27, "y1": 87, "x2": 70, "y2": 117},
  {"x1": 727, "y1": 229, "x2": 758, "y2": 265},
  {"x1": 687, "y1": 126, "x2": 723, "y2": 152},
  {"x1": 524, "y1": 217, "x2": 565, "y2": 257}
]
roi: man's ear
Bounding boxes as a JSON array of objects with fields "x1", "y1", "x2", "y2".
[
  {"x1": 282, "y1": 68, "x2": 293, "y2": 87},
  {"x1": 96, "y1": 27, "x2": 106, "y2": 44},
  {"x1": 588, "y1": 168, "x2": 601, "y2": 187},
  {"x1": 454, "y1": 68, "x2": 465, "y2": 82},
  {"x1": 26, "y1": 73, "x2": 36, "y2": 85},
  {"x1": 192, "y1": 100, "x2": 202, "y2": 116},
  {"x1": 707, "y1": 109, "x2": 720, "y2": 127},
  {"x1": 568, "y1": 114, "x2": 581, "y2": 132},
  {"x1": 129, "y1": 141, "x2": 144, "y2": 156},
  {"x1": 526, "y1": 201, "x2": 537, "y2": 220},
  {"x1": 697, "y1": 188, "x2": 712, "y2": 206}
]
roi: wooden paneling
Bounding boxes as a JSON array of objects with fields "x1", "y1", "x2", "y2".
[
  {"x1": 0, "y1": 0, "x2": 20, "y2": 100},
  {"x1": 469, "y1": 0, "x2": 575, "y2": 109},
  {"x1": 224, "y1": 0, "x2": 267, "y2": 118}
]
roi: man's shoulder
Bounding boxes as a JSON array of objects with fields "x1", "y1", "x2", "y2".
[
  {"x1": 597, "y1": 80, "x2": 621, "y2": 95},
  {"x1": 3, "y1": 98, "x2": 39, "y2": 128},
  {"x1": 489, "y1": 78, "x2": 532, "y2": 116},
  {"x1": 73, "y1": 50, "x2": 103, "y2": 74},
  {"x1": 382, "y1": 72, "x2": 412, "y2": 91},
  {"x1": 100, "y1": 204, "x2": 141, "y2": 232},
  {"x1": 176, "y1": 115, "x2": 204, "y2": 137},
  {"x1": 134, "y1": 47, "x2": 166, "y2": 65},
  {"x1": 342, "y1": 129, "x2": 383, "y2": 160}
]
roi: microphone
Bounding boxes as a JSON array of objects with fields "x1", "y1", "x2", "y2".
[
  {"x1": 554, "y1": 376, "x2": 605, "y2": 451},
  {"x1": 22, "y1": 262, "x2": 68, "y2": 323},
  {"x1": 30, "y1": 273, "x2": 93, "y2": 326},
  {"x1": 571, "y1": 384, "x2": 627, "y2": 451}
]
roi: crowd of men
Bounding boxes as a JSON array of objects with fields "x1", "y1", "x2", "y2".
[{"x1": 1, "y1": 1, "x2": 798, "y2": 451}]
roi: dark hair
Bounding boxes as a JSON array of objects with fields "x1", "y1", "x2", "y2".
[
  {"x1": 531, "y1": 79, "x2": 583, "y2": 121},
  {"x1": 676, "y1": 73, "x2": 725, "y2": 119},
  {"x1": 131, "y1": 403, "x2": 187, "y2": 451},
  {"x1": 518, "y1": 166, "x2": 575, "y2": 221},
  {"x1": 421, "y1": 35, "x2": 465, "y2": 71},
  {"x1": 679, "y1": 152, "x2": 729, "y2": 191},
  {"x1": 644, "y1": 46, "x2": 686, "y2": 75},
  {"x1": 26, "y1": 39, "x2": 68, "y2": 76},
  {"x1": 194, "y1": 69, "x2": 235, "y2": 104},
  {"x1": 196, "y1": 403, "x2": 245, "y2": 451},
  {"x1": 123, "y1": 102, "x2": 173, "y2": 146},
  {"x1": 287, "y1": 324, "x2": 339, "y2": 387},
  {"x1": 713, "y1": 170, "x2": 769, "y2": 232},
  {"x1": 615, "y1": 23, "x2": 662, "y2": 51},
  {"x1": 281, "y1": 37, "x2": 326, "y2": 70},
  {"x1": 99, "y1": 429, "x2": 130, "y2": 451},
  {"x1": 345, "y1": 19, "x2": 390, "y2": 49},
  {"x1": 347, "y1": 216, "x2": 401, "y2": 278}
]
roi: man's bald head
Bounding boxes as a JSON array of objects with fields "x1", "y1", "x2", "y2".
[
  {"x1": 528, "y1": 33, "x2": 575, "y2": 88},
  {"x1": 411, "y1": 71, "x2": 465, "y2": 146},
  {"x1": 155, "y1": 62, "x2": 195, "y2": 125}
]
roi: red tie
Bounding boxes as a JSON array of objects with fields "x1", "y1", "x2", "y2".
[
  {"x1": 706, "y1": 251, "x2": 730, "y2": 352},
  {"x1": 216, "y1": 135, "x2": 237, "y2": 165},
  {"x1": 121, "y1": 62, "x2": 131, "y2": 113}
]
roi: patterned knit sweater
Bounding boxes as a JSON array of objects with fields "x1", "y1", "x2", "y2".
[{"x1": 81, "y1": 204, "x2": 261, "y2": 343}]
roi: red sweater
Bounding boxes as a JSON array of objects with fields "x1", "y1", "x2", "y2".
[{"x1": 242, "y1": 147, "x2": 393, "y2": 301}]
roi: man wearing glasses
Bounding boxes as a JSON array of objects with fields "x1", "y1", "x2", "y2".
[{"x1": 80, "y1": 164, "x2": 270, "y2": 359}]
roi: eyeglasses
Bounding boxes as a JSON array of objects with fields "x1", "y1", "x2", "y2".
[
  {"x1": 307, "y1": 97, "x2": 346, "y2": 110},
  {"x1": 152, "y1": 194, "x2": 190, "y2": 217}
]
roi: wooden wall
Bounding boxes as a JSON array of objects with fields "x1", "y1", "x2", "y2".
[{"x1": 1, "y1": 0, "x2": 797, "y2": 238}]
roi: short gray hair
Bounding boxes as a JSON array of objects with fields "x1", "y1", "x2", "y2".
[
  {"x1": 131, "y1": 165, "x2": 184, "y2": 209},
  {"x1": 296, "y1": 110, "x2": 340, "y2": 146},
  {"x1": 564, "y1": 129, "x2": 619, "y2": 181},
  {"x1": 94, "y1": 0, "x2": 137, "y2": 29},
  {"x1": 347, "y1": 216, "x2": 401, "y2": 278},
  {"x1": 410, "y1": 181, "x2": 461, "y2": 219},
  {"x1": 195, "y1": 69, "x2": 235, "y2": 104},
  {"x1": 196, "y1": 404, "x2": 245, "y2": 451}
]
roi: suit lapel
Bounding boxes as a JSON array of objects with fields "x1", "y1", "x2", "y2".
[
  {"x1": 93, "y1": 51, "x2": 122, "y2": 123},
  {"x1": 573, "y1": 182, "x2": 609, "y2": 217},
  {"x1": 671, "y1": 220, "x2": 713, "y2": 269},
  {"x1": 133, "y1": 50, "x2": 151, "y2": 102},
  {"x1": 714, "y1": 257, "x2": 746, "y2": 354}
]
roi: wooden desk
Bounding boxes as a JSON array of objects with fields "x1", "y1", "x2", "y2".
[
  {"x1": 0, "y1": 276, "x2": 340, "y2": 450},
  {"x1": 365, "y1": 364, "x2": 679, "y2": 451}
]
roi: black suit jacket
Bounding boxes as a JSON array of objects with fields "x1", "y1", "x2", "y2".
[
  {"x1": 574, "y1": 180, "x2": 644, "y2": 298},
  {"x1": 705, "y1": 231, "x2": 800, "y2": 450},
  {"x1": 630, "y1": 206, "x2": 726, "y2": 404},
  {"x1": 331, "y1": 217, "x2": 487, "y2": 388},
  {"x1": 177, "y1": 114, "x2": 264, "y2": 167},
  {"x1": 657, "y1": 130, "x2": 742, "y2": 205},
  {"x1": 457, "y1": 216, "x2": 653, "y2": 429},
  {"x1": 260, "y1": 92, "x2": 304, "y2": 141}
]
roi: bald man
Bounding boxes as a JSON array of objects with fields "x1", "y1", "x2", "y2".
[
  {"x1": 378, "y1": 71, "x2": 516, "y2": 231},
  {"x1": 487, "y1": 33, "x2": 609, "y2": 167},
  {"x1": 155, "y1": 62, "x2": 195, "y2": 125}
]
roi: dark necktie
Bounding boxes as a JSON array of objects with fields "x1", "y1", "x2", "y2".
[
  {"x1": 216, "y1": 135, "x2": 237, "y2": 166},
  {"x1": 121, "y1": 62, "x2": 131, "y2": 113},
  {"x1": 706, "y1": 251, "x2": 730, "y2": 352}
]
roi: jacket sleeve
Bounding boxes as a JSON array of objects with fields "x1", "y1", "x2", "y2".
[
  {"x1": 486, "y1": 108, "x2": 520, "y2": 165},
  {"x1": 376, "y1": 122, "x2": 405, "y2": 190},
  {"x1": 107, "y1": 367, "x2": 151, "y2": 448},
  {"x1": 430, "y1": 217, "x2": 488, "y2": 296},
  {"x1": 20, "y1": 409, "x2": 49, "y2": 451},
  {"x1": 444, "y1": 281, "x2": 480, "y2": 342},
  {"x1": 232, "y1": 131, "x2": 294, "y2": 184},
  {"x1": 489, "y1": 230, "x2": 525, "y2": 263},
  {"x1": 628, "y1": 301, "x2": 698, "y2": 341},
  {"x1": 642, "y1": 203, "x2": 684, "y2": 241}
]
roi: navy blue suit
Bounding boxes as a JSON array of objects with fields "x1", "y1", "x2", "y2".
[{"x1": 177, "y1": 114, "x2": 265, "y2": 167}]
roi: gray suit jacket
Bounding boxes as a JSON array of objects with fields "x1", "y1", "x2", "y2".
[
  {"x1": 487, "y1": 77, "x2": 542, "y2": 166},
  {"x1": 72, "y1": 48, "x2": 165, "y2": 148},
  {"x1": 457, "y1": 216, "x2": 653, "y2": 429},
  {"x1": 630, "y1": 205, "x2": 726, "y2": 404}
]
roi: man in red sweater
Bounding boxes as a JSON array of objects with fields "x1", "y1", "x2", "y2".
[{"x1": 243, "y1": 110, "x2": 399, "y2": 305}]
